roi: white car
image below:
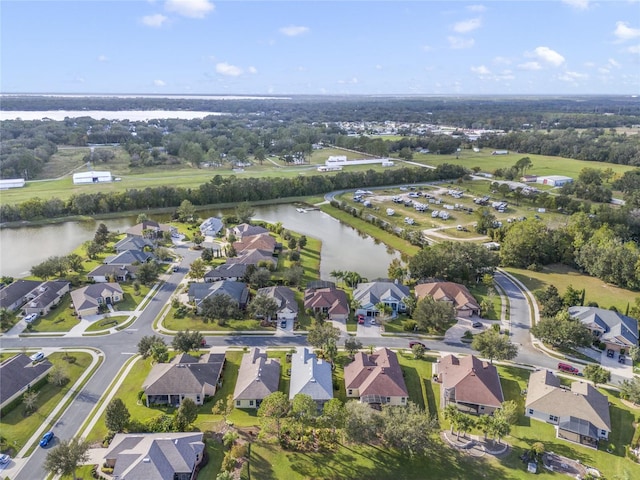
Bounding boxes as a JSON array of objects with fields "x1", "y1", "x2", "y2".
[
  {"x1": 370, "y1": 318, "x2": 377, "y2": 325},
  {"x1": 24, "y1": 313, "x2": 38, "y2": 323},
  {"x1": 0, "y1": 453, "x2": 9, "y2": 465},
  {"x1": 30, "y1": 352, "x2": 45, "y2": 362}
]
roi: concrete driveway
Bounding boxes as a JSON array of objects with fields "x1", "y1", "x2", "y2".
[
  {"x1": 443, "y1": 316, "x2": 487, "y2": 343},
  {"x1": 357, "y1": 318, "x2": 382, "y2": 338},
  {"x1": 600, "y1": 350, "x2": 635, "y2": 379}
]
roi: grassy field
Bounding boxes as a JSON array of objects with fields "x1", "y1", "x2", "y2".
[
  {"x1": 0, "y1": 352, "x2": 93, "y2": 455},
  {"x1": 503, "y1": 264, "x2": 639, "y2": 312},
  {"x1": 25, "y1": 296, "x2": 79, "y2": 333}
]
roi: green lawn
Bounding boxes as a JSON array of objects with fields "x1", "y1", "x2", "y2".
[
  {"x1": 468, "y1": 283, "x2": 502, "y2": 321},
  {"x1": 0, "y1": 352, "x2": 93, "y2": 455},
  {"x1": 503, "y1": 264, "x2": 638, "y2": 312},
  {"x1": 25, "y1": 296, "x2": 79, "y2": 333},
  {"x1": 117, "y1": 283, "x2": 152, "y2": 311},
  {"x1": 84, "y1": 315, "x2": 130, "y2": 332}
]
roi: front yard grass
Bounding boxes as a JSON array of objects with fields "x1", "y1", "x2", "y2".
[
  {"x1": 25, "y1": 295, "x2": 79, "y2": 333},
  {"x1": 117, "y1": 283, "x2": 151, "y2": 311},
  {"x1": 163, "y1": 308, "x2": 265, "y2": 332},
  {"x1": 0, "y1": 352, "x2": 93, "y2": 454},
  {"x1": 468, "y1": 283, "x2": 501, "y2": 321},
  {"x1": 84, "y1": 315, "x2": 130, "y2": 332}
]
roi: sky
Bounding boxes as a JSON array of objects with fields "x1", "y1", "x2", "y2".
[{"x1": 1, "y1": 0, "x2": 639, "y2": 96}]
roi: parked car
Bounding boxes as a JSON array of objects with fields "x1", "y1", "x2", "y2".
[
  {"x1": 619, "y1": 355, "x2": 626, "y2": 364},
  {"x1": 357, "y1": 314, "x2": 365, "y2": 325},
  {"x1": 472, "y1": 321, "x2": 483, "y2": 328},
  {"x1": 200, "y1": 338, "x2": 207, "y2": 347},
  {"x1": 409, "y1": 341, "x2": 427, "y2": 350},
  {"x1": 39, "y1": 431, "x2": 54, "y2": 447},
  {"x1": 370, "y1": 318, "x2": 376, "y2": 325},
  {"x1": 606, "y1": 349, "x2": 615, "y2": 358},
  {"x1": 557, "y1": 362, "x2": 580, "y2": 375},
  {"x1": 24, "y1": 313, "x2": 38, "y2": 323},
  {"x1": 280, "y1": 320, "x2": 287, "y2": 329},
  {"x1": 0, "y1": 454, "x2": 10, "y2": 464},
  {"x1": 30, "y1": 352, "x2": 45, "y2": 362}
]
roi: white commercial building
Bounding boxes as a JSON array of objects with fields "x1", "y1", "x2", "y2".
[
  {"x1": 72, "y1": 171, "x2": 113, "y2": 185},
  {"x1": 0, "y1": 178, "x2": 25, "y2": 189},
  {"x1": 326, "y1": 156, "x2": 394, "y2": 167},
  {"x1": 536, "y1": 175, "x2": 573, "y2": 187}
]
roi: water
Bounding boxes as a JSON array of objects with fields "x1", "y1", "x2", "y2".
[
  {"x1": 0, "y1": 205, "x2": 398, "y2": 280},
  {"x1": 0, "y1": 111, "x2": 226, "y2": 121}
]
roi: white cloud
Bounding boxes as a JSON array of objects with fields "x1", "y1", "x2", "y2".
[
  {"x1": 493, "y1": 56, "x2": 512, "y2": 65},
  {"x1": 558, "y1": 71, "x2": 588, "y2": 82},
  {"x1": 279, "y1": 25, "x2": 309, "y2": 37},
  {"x1": 467, "y1": 5, "x2": 486, "y2": 12},
  {"x1": 453, "y1": 17, "x2": 482, "y2": 33},
  {"x1": 97, "y1": 55, "x2": 108, "y2": 62},
  {"x1": 165, "y1": 0, "x2": 214, "y2": 19},
  {"x1": 338, "y1": 77, "x2": 358, "y2": 84},
  {"x1": 448, "y1": 36, "x2": 475, "y2": 49},
  {"x1": 628, "y1": 44, "x2": 640, "y2": 53},
  {"x1": 584, "y1": 61, "x2": 596, "y2": 68},
  {"x1": 518, "y1": 61, "x2": 542, "y2": 70},
  {"x1": 247, "y1": 66, "x2": 257, "y2": 74},
  {"x1": 154, "y1": 79, "x2": 166, "y2": 86},
  {"x1": 216, "y1": 62, "x2": 243, "y2": 76},
  {"x1": 562, "y1": 0, "x2": 590, "y2": 10},
  {"x1": 375, "y1": 64, "x2": 383, "y2": 70},
  {"x1": 471, "y1": 65, "x2": 491, "y2": 75},
  {"x1": 614, "y1": 21, "x2": 640, "y2": 41},
  {"x1": 608, "y1": 58, "x2": 621, "y2": 68},
  {"x1": 531, "y1": 46, "x2": 565, "y2": 66},
  {"x1": 142, "y1": 13, "x2": 168, "y2": 27}
]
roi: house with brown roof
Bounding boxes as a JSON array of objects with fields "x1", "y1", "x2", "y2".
[
  {"x1": 233, "y1": 348, "x2": 280, "y2": 409},
  {"x1": 102, "y1": 432, "x2": 204, "y2": 480},
  {"x1": 415, "y1": 281, "x2": 480, "y2": 318},
  {"x1": 303, "y1": 285, "x2": 349, "y2": 321},
  {"x1": 233, "y1": 232, "x2": 277, "y2": 254},
  {"x1": 142, "y1": 353, "x2": 225, "y2": 407},
  {"x1": 125, "y1": 220, "x2": 173, "y2": 239},
  {"x1": 227, "y1": 248, "x2": 277, "y2": 268},
  {"x1": 435, "y1": 354, "x2": 504, "y2": 415},
  {"x1": 344, "y1": 348, "x2": 408, "y2": 407},
  {"x1": 227, "y1": 223, "x2": 269, "y2": 240},
  {"x1": 525, "y1": 369, "x2": 611, "y2": 448}
]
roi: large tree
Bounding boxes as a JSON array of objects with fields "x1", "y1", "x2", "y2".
[
  {"x1": 174, "y1": 398, "x2": 199, "y2": 430},
  {"x1": 43, "y1": 438, "x2": 90, "y2": 480},
  {"x1": 105, "y1": 398, "x2": 130, "y2": 432},
  {"x1": 235, "y1": 201, "x2": 255, "y2": 224},
  {"x1": 307, "y1": 322, "x2": 341, "y2": 351},
  {"x1": 176, "y1": 199, "x2": 196, "y2": 222},
  {"x1": 344, "y1": 337, "x2": 363, "y2": 356},
  {"x1": 500, "y1": 219, "x2": 555, "y2": 268},
  {"x1": 583, "y1": 364, "x2": 611, "y2": 386},
  {"x1": 413, "y1": 296, "x2": 456, "y2": 333},
  {"x1": 188, "y1": 258, "x2": 207, "y2": 281},
  {"x1": 344, "y1": 400, "x2": 383, "y2": 444},
  {"x1": 291, "y1": 393, "x2": 318, "y2": 425},
  {"x1": 257, "y1": 391, "x2": 290, "y2": 437},
  {"x1": 535, "y1": 285, "x2": 564, "y2": 318},
  {"x1": 201, "y1": 294, "x2": 241, "y2": 325},
  {"x1": 531, "y1": 311, "x2": 592, "y2": 349},
  {"x1": 172, "y1": 329, "x2": 203, "y2": 354},
  {"x1": 471, "y1": 329, "x2": 518, "y2": 364},
  {"x1": 137, "y1": 335, "x2": 166, "y2": 359},
  {"x1": 136, "y1": 262, "x2": 159, "y2": 286},
  {"x1": 380, "y1": 402, "x2": 435, "y2": 457},
  {"x1": 620, "y1": 376, "x2": 640, "y2": 404},
  {"x1": 248, "y1": 294, "x2": 279, "y2": 322}
]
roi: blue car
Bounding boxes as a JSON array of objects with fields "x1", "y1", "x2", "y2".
[{"x1": 39, "y1": 431, "x2": 54, "y2": 447}]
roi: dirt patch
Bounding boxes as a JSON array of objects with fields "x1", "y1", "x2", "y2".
[
  {"x1": 542, "y1": 452, "x2": 589, "y2": 477},
  {"x1": 441, "y1": 431, "x2": 509, "y2": 458}
]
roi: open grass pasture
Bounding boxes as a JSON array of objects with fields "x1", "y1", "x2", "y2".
[{"x1": 503, "y1": 264, "x2": 639, "y2": 312}]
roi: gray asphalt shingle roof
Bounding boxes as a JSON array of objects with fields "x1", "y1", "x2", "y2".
[
  {"x1": 289, "y1": 347, "x2": 333, "y2": 401},
  {"x1": 569, "y1": 306, "x2": 638, "y2": 347},
  {"x1": 0, "y1": 354, "x2": 53, "y2": 406},
  {"x1": 233, "y1": 348, "x2": 280, "y2": 401}
]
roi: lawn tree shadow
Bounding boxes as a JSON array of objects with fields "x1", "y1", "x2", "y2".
[
  {"x1": 517, "y1": 435, "x2": 593, "y2": 465},
  {"x1": 423, "y1": 378, "x2": 439, "y2": 422}
]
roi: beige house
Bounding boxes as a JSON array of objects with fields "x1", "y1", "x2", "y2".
[
  {"x1": 344, "y1": 348, "x2": 408, "y2": 407},
  {"x1": 415, "y1": 281, "x2": 480, "y2": 318},
  {"x1": 233, "y1": 348, "x2": 280, "y2": 409},
  {"x1": 70, "y1": 282, "x2": 123, "y2": 318},
  {"x1": 303, "y1": 285, "x2": 349, "y2": 321}
]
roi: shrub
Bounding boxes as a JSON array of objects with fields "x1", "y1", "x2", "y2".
[
  {"x1": 598, "y1": 342, "x2": 606, "y2": 350},
  {"x1": 230, "y1": 443, "x2": 248, "y2": 459},
  {"x1": 403, "y1": 319, "x2": 417, "y2": 332},
  {"x1": 289, "y1": 250, "x2": 300, "y2": 261}
]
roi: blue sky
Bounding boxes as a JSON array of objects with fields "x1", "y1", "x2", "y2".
[{"x1": 1, "y1": 0, "x2": 639, "y2": 95}]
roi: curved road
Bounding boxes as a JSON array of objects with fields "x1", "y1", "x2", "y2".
[{"x1": 0, "y1": 240, "x2": 608, "y2": 479}]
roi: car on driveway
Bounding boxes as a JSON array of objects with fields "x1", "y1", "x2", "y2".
[
  {"x1": 39, "y1": 431, "x2": 54, "y2": 447},
  {"x1": 370, "y1": 318, "x2": 376, "y2": 325},
  {"x1": 606, "y1": 349, "x2": 615, "y2": 358},
  {"x1": 30, "y1": 352, "x2": 45, "y2": 362},
  {"x1": 357, "y1": 314, "x2": 365, "y2": 325},
  {"x1": 0, "y1": 454, "x2": 10, "y2": 465},
  {"x1": 280, "y1": 320, "x2": 287, "y2": 329},
  {"x1": 409, "y1": 341, "x2": 427, "y2": 350},
  {"x1": 619, "y1": 355, "x2": 626, "y2": 364},
  {"x1": 24, "y1": 313, "x2": 38, "y2": 323},
  {"x1": 472, "y1": 321, "x2": 483, "y2": 328}
]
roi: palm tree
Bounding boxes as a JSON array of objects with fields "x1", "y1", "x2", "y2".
[
  {"x1": 375, "y1": 302, "x2": 393, "y2": 326},
  {"x1": 477, "y1": 414, "x2": 493, "y2": 440},
  {"x1": 443, "y1": 404, "x2": 460, "y2": 434},
  {"x1": 330, "y1": 270, "x2": 344, "y2": 286},
  {"x1": 457, "y1": 414, "x2": 475, "y2": 440}
]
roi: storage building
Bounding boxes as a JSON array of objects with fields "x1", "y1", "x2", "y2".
[{"x1": 72, "y1": 171, "x2": 113, "y2": 185}]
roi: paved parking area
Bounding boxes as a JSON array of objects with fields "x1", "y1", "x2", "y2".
[{"x1": 600, "y1": 350, "x2": 634, "y2": 379}]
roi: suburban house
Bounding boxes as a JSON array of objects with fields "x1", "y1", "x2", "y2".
[
  {"x1": 22, "y1": 281, "x2": 70, "y2": 316},
  {"x1": 233, "y1": 348, "x2": 281, "y2": 409},
  {"x1": 87, "y1": 264, "x2": 136, "y2": 283},
  {"x1": 200, "y1": 217, "x2": 224, "y2": 237},
  {"x1": 0, "y1": 353, "x2": 53, "y2": 409},
  {"x1": 102, "y1": 432, "x2": 204, "y2": 480},
  {"x1": 104, "y1": 249, "x2": 155, "y2": 266},
  {"x1": 187, "y1": 280, "x2": 249, "y2": 313},
  {"x1": 344, "y1": 347, "x2": 409, "y2": 407},
  {"x1": 233, "y1": 232, "x2": 278, "y2": 254},
  {"x1": 204, "y1": 263, "x2": 248, "y2": 282},
  {"x1": 256, "y1": 286, "x2": 299, "y2": 323},
  {"x1": 414, "y1": 281, "x2": 481, "y2": 318},
  {"x1": 125, "y1": 220, "x2": 173, "y2": 239},
  {"x1": 227, "y1": 223, "x2": 269, "y2": 240},
  {"x1": 352, "y1": 280, "x2": 410, "y2": 318},
  {"x1": 226, "y1": 248, "x2": 277, "y2": 268},
  {"x1": 303, "y1": 285, "x2": 349, "y2": 321},
  {"x1": 525, "y1": 369, "x2": 611, "y2": 447},
  {"x1": 289, "y1": 347, "x2": 333, "y2": 408},
  {"x1": 0, "y1": 280, "x2": 44, "y2": 312},
  {"x1": 114, "y1": 236, "x2": 153, "y2": 253},
  {"x1": 568, "y1": 306, "x2": 639, "y2": 353},
  {"x1": 142, "y1": 353, "x2": 226, "y2": 407},
  {"x1": 435, "y1": 354, "x2": 504, "y2": 415},
  {"x1": 70, "y1": 282, "x2": 123, "y2": 318}
]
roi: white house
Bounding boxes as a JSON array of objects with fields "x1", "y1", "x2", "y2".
[
  {"x1": 72, "y1": 171, "x2": 113, "y2": 184},
  {"x1": 0, "y1": 178, "x2": 25, "y2": 189},
  {"x1": 536, "y1": 175, "x2": 573, "y2": 187},
  {"x1": 352, "y1": 280, "x2": 410, "y2": 318}
]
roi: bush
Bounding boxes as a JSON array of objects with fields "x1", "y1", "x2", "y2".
[
  {"x1": 403, "y1": 319, "x2": 417, "y2": 332},
  {"x1": 289, "y1": 250, "x2": 300, "y2": 261},
  {"x1": 598, "y1": 342, "x2": 606, "y2": 350},
  {"x1": 230, "y1": 443, "x2": 248, "y2": 459}
]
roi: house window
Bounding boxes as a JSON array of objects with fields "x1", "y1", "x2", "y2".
[
  {"x1": 479, "y1": 406, "x2": 485, "y2": 411},
  {"x1": 249, "y1": 400, "x2": 254, "y2": 406},
  {"x1": 528, "y1": 409, "x2": 533, "y2": 415},
  {"x1": 196, "y1": 395, "x2": 201, "y2": 403},
  {"x1": 401, "y1": 397, "x2": 406, "y2": 404},
  {"x1": 236, "y1": 400, "x2": 241, "y2": 407},
  {"x1": 386, "y1": 397, "x2": 390, "y2": 403},
  {"x1": 549, "y1": 415, "x2": 558, "y2": 423},
  {"x1": 600, "y1": 430, "x2": 606, "y2": 436},
  {"x1": 348, "y1": 389, "x2": 353, "y2": 396},
  {"x1": 97, "y1": 298, "x2": 103, "y2": 305}
]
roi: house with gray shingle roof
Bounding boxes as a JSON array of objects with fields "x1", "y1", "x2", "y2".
[
  {"x1": 352, "y1": 280, "x2": 410, "y2": 318},
  {"x1": 0, "y1": 280, "x2": 42, "y2": 312},
  {"x1": 227, "y1": 248, "x2": 276, "y2": 267},
  {"x1": 22, "y1": 280, "x2": 70, "y2": 316},
  {"x1": 345, "y1": 348, "x2": 408, "y2": 407},
  {"x1": 204, "y1": 263, "x2": 248, "y2": 283},
  {"x1": 289, "y1": 347, "x2": 333, "y2": 408},
  {"x1": 233, "y1": 348, "x2": 280, "y2": 409},
  {"x1": 114, "y1": 236, "x2": 153, "y2": 253},
  {"x1": 435, "y1": 354, "x2": 504, "y2": 415},
  {"x1": 87, "y1": 264, "x2": 136, "y2": 283},
  {"x1": 256, "y1": 286, "x2": 299, "y2": 323},
  {"x1": 200, "y1": 217, "x2": 224, "y2": 237},
  {"x1": 125, "y1": 220, "x2": 173, "y2": 239},
  {"x1": 187, "y1": 280, "x2": 249, "y2": 312},
  {"x1": 525, "y1": 369, "x2": 611, "y2": 447},
  {"x1": 143, "y1": 353, "x2": 225, "y2": 407},
  {"x1": 227, "y1": 223, "x2": 269, "y2": 240},
  {"x1": 0, "y1": 354, "x2": 53, "y2": 409},
  {"x1": 105, "y1": 249, "x2": 155, "y2": 266},
  {"x1": 103, "y1": 432, "x2": 204, "y2": 480},
  {"x1": 70, "y1": 282, "x2": 123, "y2": 318},
  {"x1": 568, "y1": 306, "x2": 638, "y2": 352}
]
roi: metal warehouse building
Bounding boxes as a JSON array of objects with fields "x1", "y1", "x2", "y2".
[{"x1": 72, "y1": 171, "x2": 113, "y2": 185}]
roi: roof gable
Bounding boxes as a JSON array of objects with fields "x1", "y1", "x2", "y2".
[
  {"x1": 439, "y1": 354, "x2": 504, "y2": 408},
  {"x1": 344, "y1": 348, "x2": 408, "y2": 397},
  {"x1": 233, "y1": 348, "x2": 281, "y2": 400},
  {"x1": 289, "y1": 348, "x2": 333, "y2": 401}
]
